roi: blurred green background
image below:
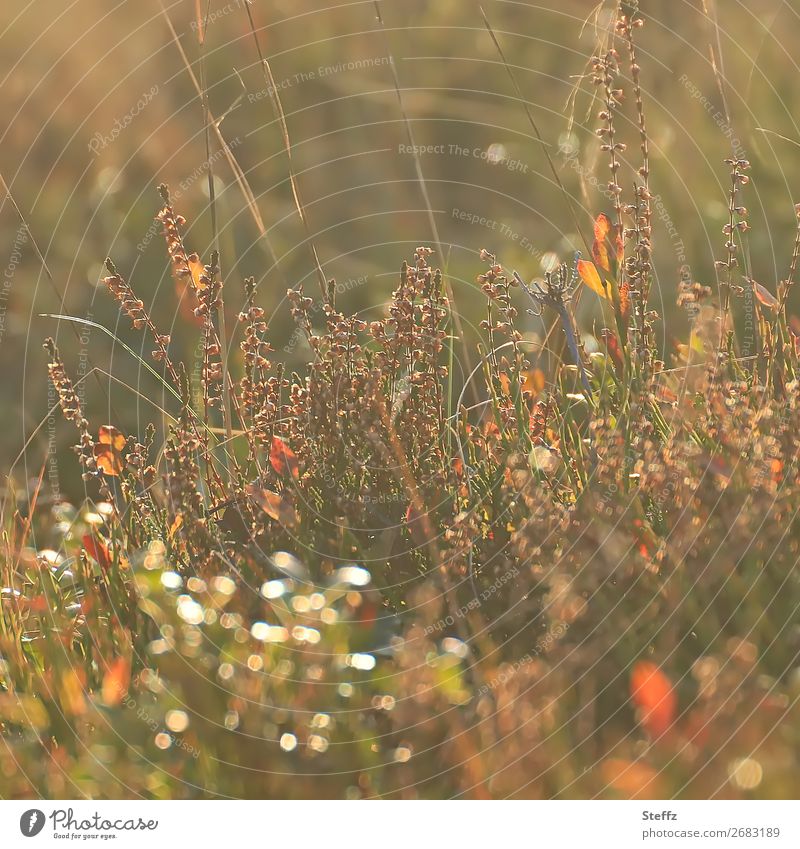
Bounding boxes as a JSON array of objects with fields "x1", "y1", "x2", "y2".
[{"x1": 3, "y1": 0, "x2": 800, "y2": 497}]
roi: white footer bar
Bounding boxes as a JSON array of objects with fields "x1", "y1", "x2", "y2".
[{"x1": 2, "y1": 800, "x2": 797, "y2": 847}]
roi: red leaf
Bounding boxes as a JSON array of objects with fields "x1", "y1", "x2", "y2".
[
  {"x1": 24, "y1": 594, "x2": 49, "y2": 613},
  {"x1": 83, "y1": 533, "x2": 112, "y2": 571},
  {"x1": 630, "y1": 661, "x2": 676, "y2": 737},
  {"x1": 270, "y1": 436, "x2": 299, "y2": 479},
  {"x1": 600, "y1": 328, "x2": 623, "y2": 372}
]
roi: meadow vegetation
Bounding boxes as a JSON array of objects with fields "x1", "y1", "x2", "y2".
[{"x1": 2, "y1": 3, "x2": 800, "y2": 799}]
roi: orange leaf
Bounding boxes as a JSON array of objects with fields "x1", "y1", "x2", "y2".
[
  {"x1": 102, "y1": 657, "x2": 131, "y2": 707},
  {"x1": 270, "y1": 436, "x2": 299, "y2": 480},
  {"x1": 94, "y1": 425, "x2": 126, "y2": 476},
  {"x1": 93, "y1": 445, "x2": 123, "y2": 476},
  {"x1": 630, "y1": 661, "x2": 676, "y2": 737},
  {"x1": 592, "y1": 213, "x2": 613, "y2": 272},
  {"x1": 521, "y1": 368, "x2": 546, "y2": 396},
  {"x1": 577, "y1": 260, "x2": 610, "y2": 301},
  {"x1": 98, "y1": 425, "x2": 126, "y2": 450},
  {"x1": 168, "y1": 512, "x2": 183, "y2": 540}
]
